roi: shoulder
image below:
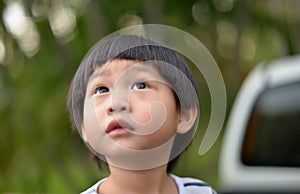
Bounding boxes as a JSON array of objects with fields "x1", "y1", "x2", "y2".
[
  {"x1": 80, "y1": 178, "x2": 107, "y2": 194},
  {"x1": 170, "y1": 174, "x2": 217, "y2": 194}
]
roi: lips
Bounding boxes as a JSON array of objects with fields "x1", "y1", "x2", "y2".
[{"x1": 106, "y1": 120, "x2": 133, "y2": 136}]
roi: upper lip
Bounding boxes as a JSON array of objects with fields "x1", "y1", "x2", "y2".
[{"x1": 106, "y1": 119, "x2": 134, "y2": 133}]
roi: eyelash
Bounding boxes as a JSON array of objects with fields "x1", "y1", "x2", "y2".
[
  {"x1": 94, "y1": 86, "x2": 109, "y2": 94},
  {"x1": 131, "y1": 82, "x2": 149, "y2": 90},
  {"x1": 94, "y1": 81, "x2": 149, "y2": 95}
]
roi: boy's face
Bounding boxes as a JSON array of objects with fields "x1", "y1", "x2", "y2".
[{"x1": 82, "y1": 59, "x2": 181, "y2": 155}]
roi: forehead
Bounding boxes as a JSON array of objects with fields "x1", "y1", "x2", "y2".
[{"x1": 88, "y1": 59, "x2": 163, "y2": 83}]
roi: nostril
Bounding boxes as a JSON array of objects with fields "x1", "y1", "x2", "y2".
[
  {"x1": 109, "y1": 107, "x2": 114, "y2": 112},
  {"x1": 108, "y1": 106, "x2": 126, "y2": 113}
]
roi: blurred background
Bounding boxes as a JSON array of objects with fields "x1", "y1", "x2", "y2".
[{"x1": 0, "y1": 0, "x2": 299, "y2": 192}]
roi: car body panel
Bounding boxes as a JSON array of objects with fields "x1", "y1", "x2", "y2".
[{"x1": 219, "y1": 55, "x2": 300, "y2": 193}]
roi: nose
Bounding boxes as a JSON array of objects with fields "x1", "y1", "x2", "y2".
[
  {"x1": 106, "y1": 81, "x2": 130, "y2": 114},
  {"x1": 108, "y1": 104, "x2": 127, "y2": 113},
  {"x1": 107, "y1": 98, "x2": 129, "y2": 114}
]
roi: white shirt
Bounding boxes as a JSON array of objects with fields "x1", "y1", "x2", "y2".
[{"x1": 81, "y1": 174, "x2": 216, "y2": 194}]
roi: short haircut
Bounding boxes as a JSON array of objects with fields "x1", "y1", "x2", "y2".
[{"x1": 67, "y1": 34, "x2": 199, "y2": 171}]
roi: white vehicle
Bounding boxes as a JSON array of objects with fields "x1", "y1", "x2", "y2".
[{"x1": 219, "y1": 55, "x2": 300, "y2": 194}]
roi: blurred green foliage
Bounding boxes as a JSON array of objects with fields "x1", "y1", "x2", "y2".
[{"x1": 0, "y1": 0, "x2": 299, "y2": 193}]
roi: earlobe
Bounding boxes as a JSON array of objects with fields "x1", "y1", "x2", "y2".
[
  {"x1": 81, "y1": 127, "x2": 88, "y2": 142},
  {"x1": 177, "y1": 104, "x2": 198, "y2": 134}
]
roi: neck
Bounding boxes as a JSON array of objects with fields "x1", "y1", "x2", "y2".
[{"x1": 99, "y1": 165, "x2": 178, "y2": 194}]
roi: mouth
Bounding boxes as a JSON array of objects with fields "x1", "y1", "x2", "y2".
[{"x1": 106, "y1": 120, "x2": 133, "y2": 137}]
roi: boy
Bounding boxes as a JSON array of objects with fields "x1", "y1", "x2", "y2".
[{"x1": 68, "y1": 34, "x2": 216, "y2": 193}]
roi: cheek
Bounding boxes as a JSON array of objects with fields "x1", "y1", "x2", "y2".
[
  {"x1": 129, "y1": 94, "x2": 152, "y2": 123},
  {"x1": 161, "y1": 96, "x2": 180, "y2": 132},
  {"x1": 83, "y1": 97, "x2": 107, "y2": 152},
  {"x1": 144, "y1": 109, "x2": 179, "y2": 148},
  {"x1": 130, "y1": 94, "x2": 168, "y2": 125},
  {"x1": 130, "y1": 93, "x2": 179, "y2": 132},
  {"x1": 131, "y1": 104, "x2": 152, "y2": 123}
]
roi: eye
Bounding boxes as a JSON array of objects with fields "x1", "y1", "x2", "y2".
[
  {"x1": 132, "y1": 82, "x2": 149, "y2": 90},
  {"x1": 95, "y1": 86, "x2": 109, "y2": 94}
]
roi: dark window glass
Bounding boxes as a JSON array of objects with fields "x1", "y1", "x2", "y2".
[{"x1": 241, "y1": 81, "x2": 300, "y2": 167}]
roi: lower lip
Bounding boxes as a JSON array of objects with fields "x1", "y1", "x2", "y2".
[{"x1": 107, "y1": 128, "x2": 131, "y2": 137}]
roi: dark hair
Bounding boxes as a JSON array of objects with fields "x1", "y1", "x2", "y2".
[{"x1": 67, "y1": 34, "x2": 199, "y2": 171}]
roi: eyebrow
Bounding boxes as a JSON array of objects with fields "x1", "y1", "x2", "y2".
[
  {"x1": 89, "y1": 66, "x2": 110, "y2": 83},
  {"x1": 128, "y1": 64, "x2": 156, "y2": 74},
  {"x1": 89, "y1": 62, "x2": 163, "y2": 88}
]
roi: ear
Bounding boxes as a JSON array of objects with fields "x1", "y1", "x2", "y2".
[
  {"x1": 81, "y1": 127, "x2": 88, "y2": 142},
  {"x1": 177, "y1": 104, "x2": 198, "y2": 134}
]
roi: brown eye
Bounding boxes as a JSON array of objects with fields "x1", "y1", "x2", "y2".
[{"x1": 95, "y1": 86, "x2": 109, "y2": 94}]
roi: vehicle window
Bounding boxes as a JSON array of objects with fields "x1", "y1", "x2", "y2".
[{"x1": 241, "y1": 81, "x2": 300, "y2": 167}]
